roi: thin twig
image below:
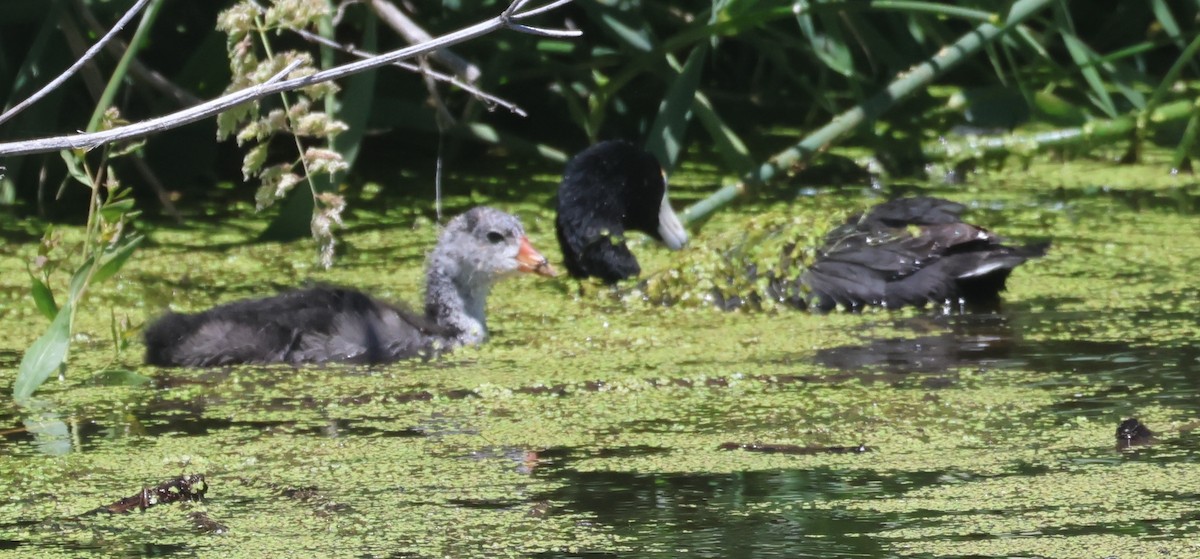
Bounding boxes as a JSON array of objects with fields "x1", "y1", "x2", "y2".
[
  {"x1": 73, "y1": 0, "x2": 202, "y2": 107},
  {"x1": 506, "y1": 0, "x2": 536, "y2": 16},
  {"x1": 505, "y1": 23, "x2": 581, "y2": 38},
  {"x1": 509, "y1": 0, "x2": 575, "y2": 20},
  {"x1": 369, "y1": 0, "x2": 481, "y2": 83},
  {"x1": 58, "y1": 9, "x2": 108, "y2": 100},
  {"x1": 65, "y1": 0, "x2": 183, "y2": 220},
  {"x1": 0, "y1": 0, "x2": 152, "y2": 127},
  {"x1": 291, "y1": 26, "x2": 527, "y2": 116},
  {"x1": 420, "y1": 58, "x2": 456, "y2": 127},
  {"x1": 333, "y1": 0, "x2": 365, "y2": 26},
  {"x1": 0, "y1": 0, "x2": 576, "y2": 158},
  {"x1": 499, "y1": 0, "x2": 581, "y2": 37},
  {"x1": 435, "y1": 127, "x2": 445, "y2": 222}
]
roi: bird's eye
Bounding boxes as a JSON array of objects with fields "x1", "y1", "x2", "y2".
[{"x1": 486, "y1": 231, "x2": 505, "y2": 244}]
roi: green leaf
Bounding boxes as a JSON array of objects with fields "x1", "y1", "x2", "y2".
[
  {"x1": 58, "y1": 150, "x2": 92, "y2": 187},
  {"x1": 67, "y1": 256, "x2": 95, "y2": 305},
  {"x1": 1061, "y1": 33, "x2": 1117, "y2": 118},
  {"x1": 98, "y1": 198, "x2": 136, "y2": 224},
  {"x1": 1032, "y1": 90, "x2": 1087, "y2": 126},
  {"x1": 92, "y1": 235, "x2": 144, "y2": 285},
  {"x1": 1149, "y1": 0, "x2": 1182, "y2": 45},
  {"x1": 692, "y1": 93, "x2": 755, "y2": 177},
  {"x1": 645, "y1": 45, "x2": 709, "y2": 173},
  {"x1": 599, "y1": 13, "x2": 653, "y2": 52},
  {"x1": 30, "y1": 276, "x2": 58, "y2": 320},
  {"x1": 795, "y1": 1, "x2": 854, "y2": 77},
  {"x1": 13, "y1": 300, "x2": 72, "y2": 401},
  {"x1": 554, "y1": 79, "x2": 592, "y2": 140},
  {"x1": 86, "y1": 0, "x2": 165, "y2": 133},
  {"x1": 1171, "y1": 108, "x2": 1200, "y2": 171}
]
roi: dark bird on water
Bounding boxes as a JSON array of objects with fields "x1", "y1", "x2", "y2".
[
  {"x1": 800, "y1": 196, "x2": 1049, "y2": 311},
  {"x1": 144, "y1": 207, "x2": 556, "y2": 367},
  {"x1": 555, "y1": 140, "x2": 689, "y2": 284}
]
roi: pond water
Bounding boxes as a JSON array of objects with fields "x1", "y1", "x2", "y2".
[{"x1": 0, "y1": 157, "x2": 1198, "y2": 558}]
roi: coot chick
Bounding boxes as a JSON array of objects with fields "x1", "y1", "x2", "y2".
[
  {"x1": 801, "y1": 197, "x2": 1048, "y2": 311},
  {"x1": 144, "y1": 207, "x2": 556, "y2": 367},
  {"x1": 555, "y1": 141, "x2": 688, "y2": 283}
]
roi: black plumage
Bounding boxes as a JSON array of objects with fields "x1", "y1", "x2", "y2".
[
  {"x1": 801, "y1": 197, "x2": 1049, "y2": 311},
  {"x1": 144, "y1": 207, "x2": 555, "y2": 367},
  {"x1": 555, "y1": 140, "x2": 688, "y2": 283},
  {"x1": 144, "y1": 287, "x2": 448, "y2": 367}
]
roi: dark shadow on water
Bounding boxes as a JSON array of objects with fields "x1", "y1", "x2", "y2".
[
  {"x1": 811, "y1": 309, "x2": 1200, "y2": 415},
  {"x1": 0, "y1": 533, "x2": 190, "y2": 559},
  {"x1": 530, "y1": 442, "x2": 1200, "y2": 558},
  {"x1": 0, "y1": 409, "x2": 424, "y2": 451},
  {"x1": 532, "y1": 458, "x2": 932, "y2": 559}
]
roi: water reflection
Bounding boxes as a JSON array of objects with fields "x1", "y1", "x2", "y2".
[
  {"x1": 0, "y1": 407, "x2": 424, "y2": 456},
  {"x1": 1043, "y1": 185, "x2": 1200, "y2": 215},
  {"x1": 21, "y1": 409, "x2": 72, "y2": 456},
  {"x1": 537, "y1": 458, "x2": 931, "y2": 559},
  {"x1": 812, "y1": 311, "x2": 1199, "y2": 401}
]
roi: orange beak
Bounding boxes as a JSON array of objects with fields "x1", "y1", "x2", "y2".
[{"x1": 516, "y1": 236, "x2": 557, "y2": 277}]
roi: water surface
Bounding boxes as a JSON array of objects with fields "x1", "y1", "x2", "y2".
[{"x1": 1, "y1": 159, "x2": 1198, "y2": 558}]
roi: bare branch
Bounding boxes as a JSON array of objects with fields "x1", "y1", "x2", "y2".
[
  {"x1": 506, "y1": 0, "x2": 536, "y2": 17},
  {"x1": 0, "y1": 0, "x2": 152, "y2": 127},
  {"x1": 290, "y1": 27, "x2": 527, "y2": 116},
  {"x1": 369, "y1": 0, "x2": 481, "y2": 83},
  {"x1": 0, "y1": 0, "x2": 575, "y2": 158},
  {"x1": 333, "y1": 0, "x2": 366, "y2": 26},
  {"x1": 510, "y1": 0, "x2": 576, "y2": 21},
  {"x1": 502, "y1": 0, "x2": 580, "y2": 36},
  {"x1": 505, "y1": 23, "x2": 581, "y2": 38}
]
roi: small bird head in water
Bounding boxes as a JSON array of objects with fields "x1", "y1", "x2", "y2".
[{"x1": 437, "y1": 207, "x2": 557, "y2": 282}]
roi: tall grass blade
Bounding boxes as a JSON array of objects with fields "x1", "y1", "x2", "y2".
[
  {"x1": 692, "y1": 94, "x2": 755, "y2": 176},
  {"x1": 1171, "y1": 107, "x2": 1200, "y2": 170},
  {"x1": 598, "y1": 13, "x2": 653, "y2": 52},
  {"x1": 85, "y1": 0, "x2": 165, "y2": 133},
  {"x1": 795, "y1": 1, "x2": 854, "y2": 77},
  {"x1": 1144, "y1": 32, "x2": 1200, "y2": 117},
  {"x1": 682, "y1": 0, "x2": 1059, "y2": 224},
  {"x1": 646, "y1": 45, "x2": 708, "y2": 173},
  {"x1": 1060, "y1": 27, "x2": 1118, "y2": 117}
]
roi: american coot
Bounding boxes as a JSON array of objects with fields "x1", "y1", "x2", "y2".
[
  {"x1": 801, "y1": 196, "x2": 1049, "y2": 311},
  {"x1": 144, "y1": 207, "x2": 556, "y2": 367},
  {"x1": 555, "y1": 141, "x2": 688, "y2": 283}
]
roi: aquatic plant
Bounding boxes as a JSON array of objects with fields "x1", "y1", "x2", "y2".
[
  {"x1": 215, "y1": 0, "x2": 352, "y2": 267},
  {"x1": 2, "y1": 0, "x2": 1198, "y2": 397}
]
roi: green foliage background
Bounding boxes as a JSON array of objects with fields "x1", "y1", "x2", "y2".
[{"x1": 2, "y1": 0, "x2": 1198, "y2": 219}]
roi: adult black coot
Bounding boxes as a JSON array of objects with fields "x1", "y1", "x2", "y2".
[
  {"x1": 144, "y1": 207, "x2": 556, "y2": 367},
  {"x1": 800, "y1": 196, "x2": 1049, "y2": 311},
  {"x1": 555, "y1": 141, "x2": 688, "y2": 283}
]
